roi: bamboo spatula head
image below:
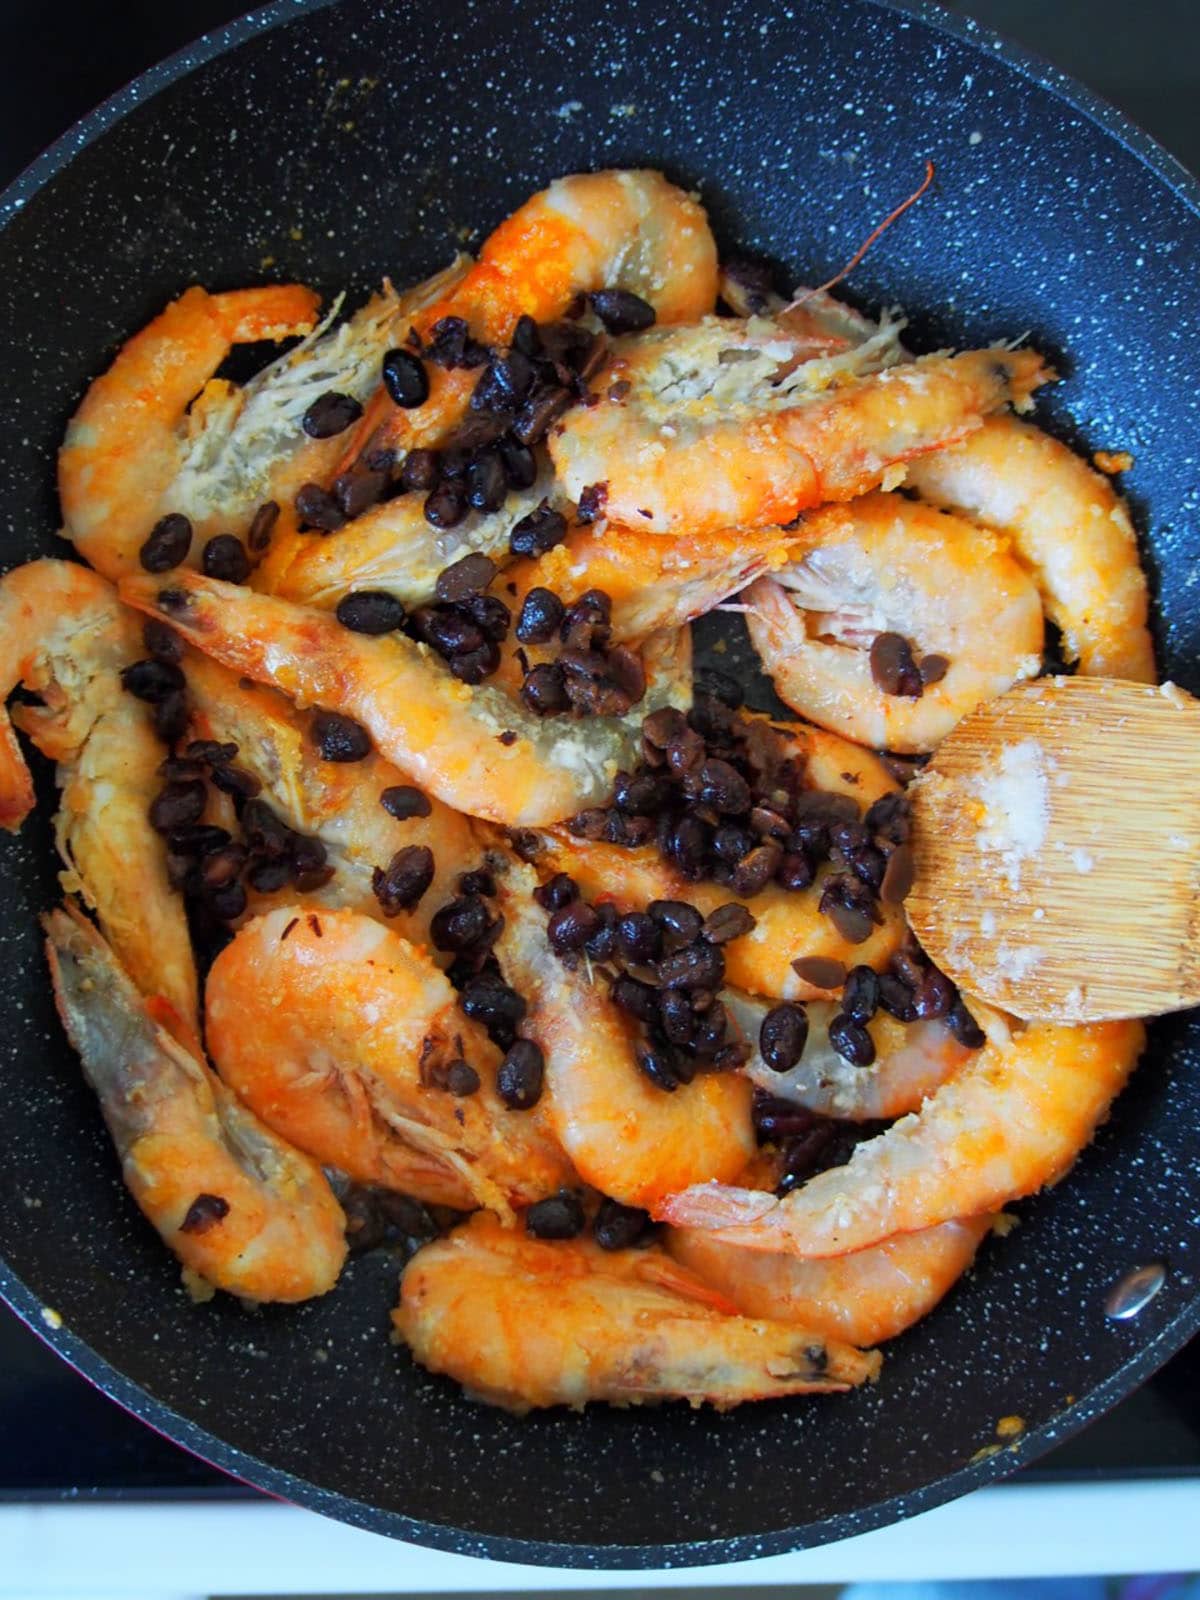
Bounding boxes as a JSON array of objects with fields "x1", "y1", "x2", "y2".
[{"x1": 907, "y1": 677, "x2": 1200, "y2": 1022}]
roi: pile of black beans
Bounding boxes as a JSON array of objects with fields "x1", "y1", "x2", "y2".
[
  {"x1": 515, "y1": 586, "x2": 647, "y2": 718},
  {"x1": 869, "y1": 631, "x2": 948, "y2": 699},
  {"x1": 567, "y1": 683, "x2": 916, "y2": 946},
  {"x1": 138, "y1": 504, "x2": 279, "y2": 582},
  {"x1": 536, "y1": 870, "x2": 756, "y2": 1093},
  {"x1": 751, "y1": 1092, "x2": 891, "y2": 1197}
]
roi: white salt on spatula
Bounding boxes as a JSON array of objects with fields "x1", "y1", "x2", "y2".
[{"x1": 907, "y1": 676, "x2": 1200, "y2": 1022}]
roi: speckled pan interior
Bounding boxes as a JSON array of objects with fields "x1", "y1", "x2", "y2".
[{"x1": 0, "y1": 0, "x2": 1198, "y2": 1570}]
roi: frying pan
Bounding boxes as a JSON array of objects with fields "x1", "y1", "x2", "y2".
[{"x1": 1, "y1": 0, "x2": 1198, "y2": 1569}]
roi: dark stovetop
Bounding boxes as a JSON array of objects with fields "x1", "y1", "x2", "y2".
[{"x1": 1, "y1": 0, "x2": 1199, "y2": 1501}]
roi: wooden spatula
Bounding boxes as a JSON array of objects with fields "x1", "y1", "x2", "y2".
[{"x1": 907, "y1": 677, "x2": 1200, "y2": 1022}]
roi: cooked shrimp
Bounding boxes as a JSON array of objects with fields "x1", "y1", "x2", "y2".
[
  {"x1": 492, "y1": 862, "x2": 754, "y2": 1210},
  {"x1": 205, "y1": 907, "x2": 572, "y2": 1217},
  {"x1": 550, "y1": 319, "x2": 1051, "y2": 535},
  {"x1": 58, "y1": 283, "x2": 321, "y2": 580},
  {"x1": 667, "y1": 1215, "x2": 993, "y2": 1346},
  {"x1": 119, "y1": 571, "x2": 691, "y2": 827},
  {"x1": 44, "y1": 905, "x2": 346, "y2": 1302},
  {"x1": 0, "y1": 560, "x2": 197, "y2": 1037},
  {"x1": 394, "y1": 1210, "x2": 879, "y2": 1413},
  {"x1": 743, "y1": 493, "x2": 1045, "y2": 753},
  {"x1": 726, "y1": 990, "x2": 972, "y2": 1120},
  {"x1": 660, "y1": 1016, "x2": 1145, "y2": 1257},
  {"x1": 184, "y1": 655, "x2": 482, "y2": 947},
  {"x1": 259, "y1": 465, "x2": 560, "y2": 609},
  {"x1": 526, "y1": 720, "x2": 905, "y2": 1000},
  {"x1": 358, "y1": 170, "x2": 719, "y2": 463},
  {"x1": 906, "y1": 414, "x2": 1156, "y2": 682}
]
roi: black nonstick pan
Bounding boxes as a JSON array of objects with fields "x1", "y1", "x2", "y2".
[{"x1": 1, "y1": 0, "x2": 1198, "y2": 1569}]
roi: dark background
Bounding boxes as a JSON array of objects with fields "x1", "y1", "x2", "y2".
[{"x1": 0, "y1": 0, "x2": 1198, "y2": 1503}]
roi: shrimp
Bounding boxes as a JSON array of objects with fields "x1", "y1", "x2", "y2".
[
  {"x1": 58, "y1": 283, "x2": 322, "y2": 580},
  {"x1": 743, "y1": 493, "x2": 1045, "y2": 753},
  {"x1": 394, "y1": 1211, "x2": 879, "y2": 1413},
  {"x1": 357, "y1": 170, "x2": 719, "y2": 463},
  {"x1": 660, "y1": 1016, "x2": 1145, "y2": 1257},
  {"x1": 525, "y1": 720, "x2": 906, "y2": 1000},
  {"x1": 491, "y1": 862, "x2": 755, "y2": 1210},
  {"x1": 205, "y1": 907, "x2": 572, "y2": 1218},
  {"x1": 667, "y1": 1215, "x2": 993, "y2": 1346},
  {"x1": 550, "y1": 313, "x2": 1051, "y2": 535},
  {"x1": 118, "y1": 571, "x2": 692, "y2": 827},
  {"x1": 259, "y1": 465, "x2": 561, "y2": 610},
  {"x1": 906, "y1": 414, "x2": 1156, "y2": 683},
  {"x1": 0, "y1": 560, "x2": 197, "y2": 1038},
  {"x1": 184, "y1": 654, "x2": 482, "y2": 947},
  {"x1": 725, "y1": 990, "x2": 972, "y2": 1121},
  {"x1": 44, "y1": 905, "x2": 346, "y2": 1302}
]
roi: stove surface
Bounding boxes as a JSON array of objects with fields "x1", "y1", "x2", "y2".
[{"x1": 0, "y1": 0, "x2": 1197, "y2": 1502}]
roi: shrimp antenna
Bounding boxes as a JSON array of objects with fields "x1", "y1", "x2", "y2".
[{"x1": 790, "y1": 160, "x2": 935, "y2": 306}]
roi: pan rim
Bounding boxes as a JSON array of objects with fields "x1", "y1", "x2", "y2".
[{"x1": 1, "y1": 0, "x2": 1198, "y2": 1569}]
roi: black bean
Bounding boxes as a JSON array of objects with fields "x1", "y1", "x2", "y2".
[
  {"x1": 185, "y1": 738, "x2": 236, "y2": 766},
  {"x1": 880, "y1": 843, "x2": 915, "y2": 905},
  {"x1": 462, "y1": 593, "x2": 510, "y2": 643},
  {"x1": 471, "y1": 350, "x2": 534, "y2": 413},
  {"x1": 198, "y1": 844, "x2": 248, "y2": 890},
  {"x1": 641, "y1": 707, "x2": 686, "y2": 752},
  {"x1": 795, "y1": 789, "x2": 861, "y2": 826},
  {"x1": 521, "y1": 662, "x2": 570, "y2": 715},
  {"x1": 311, "y1": 710, "x2": 372, "y2": 763},
  {"x1": 589, "y1": 288, "x2": 656, "y2": 334},
  {"x1": 209, "y1": 763, "x2": 262, "y2": 800},
  {"x1": 848, "y1": 844, "x2": 887, "y2": 891},
  {"x1": 139, "y1": 513, "x2": 193, "y2": 573},
  {"x1": 615, "y1": 911, "x2": 662, "y2": 964},
  {"x1": 295, "y1": 482, "x2": 346, "y2": 533},
  {"x1": 869, "y1": 631, "x2": 924, "y2": 698},
  {"x1": 430, "y1": 894, "x2": 492, "y2": 952},
  {"x1": 380, "y1": 784, "x2": 432, "y2": 821},
  {"x1": 604, "y1": 644, "x2": 645, "y2": 708},
  {"x1": 912, "y1": 968, "x2": 956, "y2": 1020},
  {"x1": 919, "y1": 653, "x2": 949, "y2": 686},
  {"x1": 447, "y1": 640, "x2": 500, "y2": 684},
  {"x1": 372, "y1": 845, "x2": 435, "y2": 915},
  {"x1": 648, "y1": 899, "x2": 704, "y2": 947},
  {"x1": 179, "y1": 1193, "x2": 229, "y2": 1234},
  {"x1": 427, "y1": 316, "x2": 490, "y2": 370},
  {"x1": 576, "y1": 482, "x2": 608, "y2": 523},
  {"x1": 750, "y1": 805, "x2": 791, "y2": 840},
  {"x1": 635, "y1": 1042, "x2": 680, "y2": 1092},
  {"x1": 148, "y1": 781, "x2": 207, "y2": 833},
  {"x1": 434, "y1": 553, "x2": 494, "y2": 605},
  {"x1": 382, "y1": 347, "x2": 430, "y2": 408},
  {"x1": 442, "y1": 1059, "x2": 481, "y2": 1096},
  {"x1": 241, "y1": 799, "x2": 293, "y2": 858},
  {"x1": 247, "y1": 857, "x2": 291, "y2": 893},
  {"x1": 865, "y1": 792, "x2": 911, "y2": 846},
  {"x1": 461, "y1": 973, "x2": 527, "y2": 1045},
  {"x1": 335, "y1": 590, "x2": 406, "y2": 635},
  {"x1": 612, "y1": 770, "x2": 667, "y2": 815},
  {"x1": 947, "y1": 998, "x2": 986, "y2": 1048},
  {"x1": 776, "y1": 850, "x2": 815, "y2": 893},
  {"x1": 302, "y1": 390, "x2": 363, "y2": 438},
  {"x1": 702, "y1": 903, "x2": 756, "y2": 944},
  {"x1": 658, "y1": 987, "x2": 694, "y2": 1046},
  {"x1": 509, "y1": 501, "x2": 567, "y2": 560},
  {"x1": 423, "y1": 480, "x2": 467, "y2": 529},
  {"x1": 462, "y1": 450, "x2": 506, "y2": 514},
  {"x1": 697, "y1": 758, "x2": 752, "y2": 815},
  {"x1": 155, "y1": 685, "x2": 189, "y2": 742},
  {"x1": 290, "y1": 834, "x2": 329, "y2": 878},
  {"x1": 790, "y1": 954, "x2": 847, "y2": 992},
  {"x1": 583, "y1": 908, "x2": 618, "y2": 961},
  {"x1": 666, "y1": 813, "x2": 710, "y2": 878},
  {"x1": 605, "y1": 811, "x2": 654, "y2": 848},
  {"x1": 399, "y1": 448, "x2": 440, "y2": 492},
  {"x1": 665, "y1": 726, "x2": 705, "y2": 775},
  {"x1": 158, "y1": 756, "x2": 206, "y2": 781},
  {"x1": 759, "y1": 1003, "x2": 809, "y2": 1072},
  {"x1": 730, "y1": 842, "x2": 782, "y2": 897},
  {"x1": 168, "y1": 824, "x2": 232, "y2": 857},
  {"x1": 512, "y1": 384, "x2": 571, "y2": 445},
  {"x1": 497, "y1": 1039, "x2": 544, "y2": 1110},
  {"x1": 842, "y1": 964, "x2": 881, "y2": 1024},
  {"x1": 532, "y1": 872, "x2": 578, "y2": 911},
  {"x1": 712, "y1": 824, "x2": 754, "y2": 864},
  {"x1": 878, "y1": 972, "x2": 918, "y2": 1022},
  {"x1": 200, "y1": 534, "x2": 249, "y2": 585},
  {"x1": 247, "y1": 500, "x2": 280, "y2": 552},
  {"x1": 497, "y1": 434, "x2": 537, "y2": 489},
  {"x1": 830, "y1": 821, "x2": 870, "y2": 856},
  {"x1": 592, "y1": 1198, "x2": 650, "y2": 1251},
  {"x1": 657, "y1": 939, "x2": 724, "y2": 992},
  {"x1": 611, "y1": 974, "x2": 660, "y2": 1022},
  {"x1": 891, "y1": 947, "x2": 928, "y2": 989},
  {"x1": 516, "y1": 587, "x2": 566, "y2": 645},
  {"x1": 142, "y1": 619, "x2": 183, "y2": 663},
  {"x1": 525, "y1": 1190, "x2": 585, "y2": 1239},
  {"x1": 828, "y1": 1013, "x2": 876, "y2": 1066},
  {"x1": 333, "y1": 468, "x2": 388, "y2": 520},
  {"x1": 410, "y1": 606, "x2": 485, "y2": 658},
  {"x1": 208, "y1": 880, "x2": 248, "y2": 921},
  {"x1": 819, "y1": 876, "x2": 877, "y2": 944},
  {"x1": 121, "y1": 658, "x2": 185, "y2": 703},
  {"x1": 547, "y1": 900, "x2": 600, "y2": 953},
  {"x1": 712, "y1": 1040, "x2": 751, "y2": 1072}
]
